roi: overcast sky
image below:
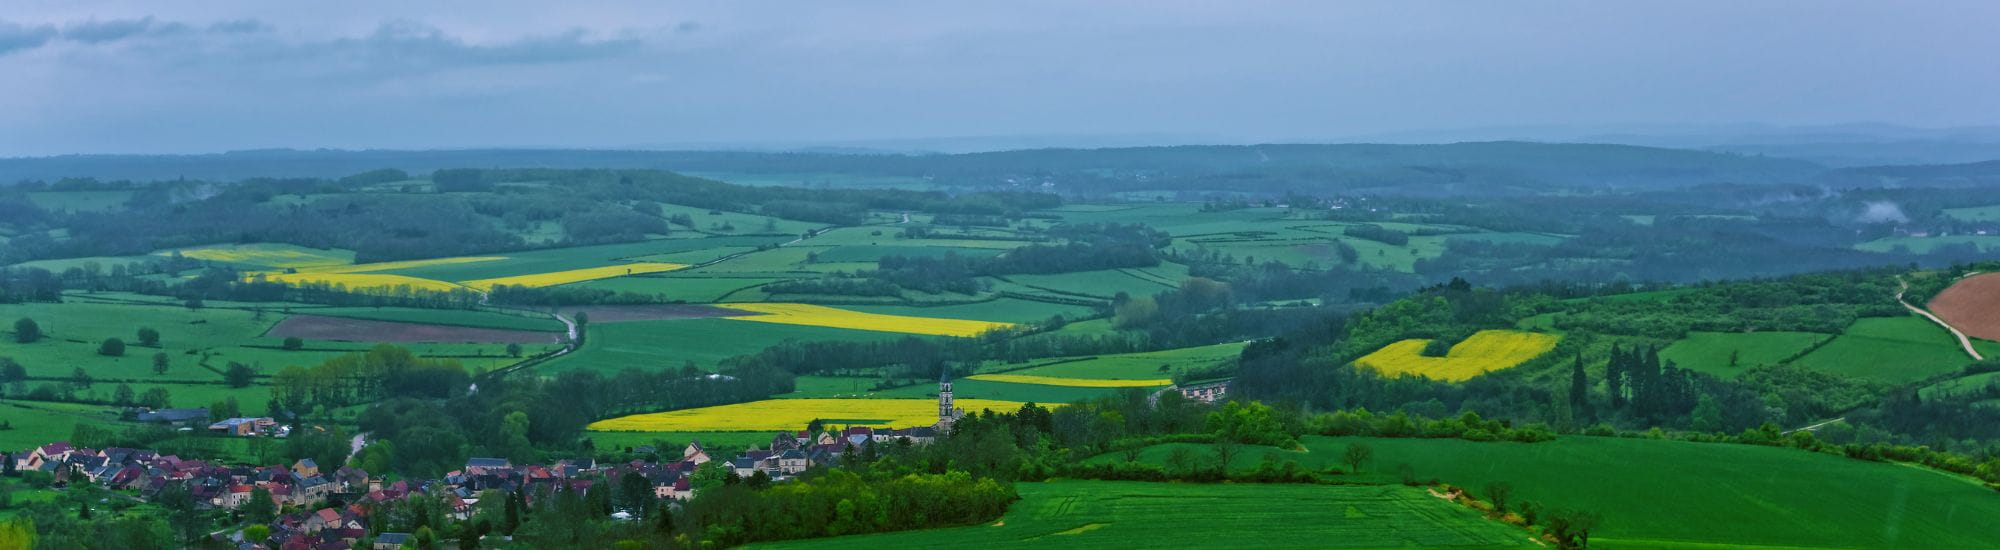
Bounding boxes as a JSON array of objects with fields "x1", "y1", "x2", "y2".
[{"x1": 2, "y1": 1, "x2": 1996, "y2": 155}]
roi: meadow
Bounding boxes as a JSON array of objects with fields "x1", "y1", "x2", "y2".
[
  {"x1": 754, "y1": 480, "x2": 1530, "y2": 549},
  {"x1": 461, "y1": 262, "x2": 687, "y2": 290},
  {"x1": 841, "y1": 299, "x2": 1099, "y2": 324},
  {"x1": 987, "y1": 342, "x2": 1246, "y2": 380},
  {"x1": 1092, "y1": 435, "x2": 2000, "y2": 549},
  {"x1": 718, "y1": 303, "x2": 1016, "y2": 337},
  {"x1": 533, "y1": 318, "x2": 911, "y2": 374},
  {"x1": 1941, "y1": 204, "x2": 2000, "y2": 222},
  {"x1": 303, "y1": 306, "x2": 564, "y2": 332},
  {"x1": 0, "y1": 399, "x2": 133, "y2": 451},
  {"x1": 586, "y1": 398, "x2": 1035, "y2": 432},
  {"x1": 865, "y1": 378, "x2": 1120, "y2": 403},
  {"x1": 1354, "y1": 330, "x2": 1559, "y2": 382},
  {"x1": 1656, "y1": 331, "x2": 1831, "y2": 378},
  {"x1": 963, "y1": 374, "x2": 1170, "y2": 387},
  {"x1": 1855, "y1": 235, "x2": 2000, "y2": 254},
  {"x1": 569, "y1": 275, "x2": 789, "y2": 303},
  {"x1": 1791, "y1": 315, "x2": 2000, "y2": 383}
]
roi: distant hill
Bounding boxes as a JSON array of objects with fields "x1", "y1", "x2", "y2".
[
  {"x1": 1819, "y1": 159, "x2": 2000, "y2": 188},
  {"x1": 0, "y1": 142, "x2": 1824, "y2": 195}
]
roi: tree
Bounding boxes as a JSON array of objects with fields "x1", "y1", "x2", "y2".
[
  {"x1": 244, "y1": 488, "x2": 277, "y2": 524},
  {"x1": 152, "y1": 352, "x2": 170, "y2": 374},
  {"x1": 224, "y1": 362, "x2": 257, "y2": 388},
  {"x1": 71, "y1": 367, "x2": 92, "y2": 388},
  {"x1": 0, "y1": 358, "x2": 24, "y2": 382},
  {"x1": 282, "y1": 337, "x2": 304, "y2": 351},
  {"x1": 14, "y1": 318, "x2": 42, "y2": 343},
  {"x1": 617, "y1": 471, "x2": 653, "y2": 512},
  {"x1": 244, "y1": 524, "x2": 270, "y2": 543},
  {"x1": 1544, "y1": 508, "x2": 1601, "y2": 549},
  {"x1": 506, "y1": 343, "x2": 523, "y2": 357},
  {"x1": 209, "y1": 397, "x2": 241, "y2": 421},
  {"x1": 1212, "y1": 440, "x2": 1237, "y2": 475},
  {"x1": 1342, "y1": 442, "x2": 1373, "y2": 473},
  {"x1": 98, "y1": 337, "x2": 126, "y2": 356},
  {"x1": 113, "y1": 384, "x2": 135, "y2": 406},
  {"x1": 1569, "y1": 354, "x2": 1590, "y2": 422},
  {"x1": 136, "y1": 327, "x2": 159, "y2": 347},
  {"x1": 138, "y1": 387, "x2": 172, "y2": 409},
  {"x1": 1483, "y1": 481, "x2": 1514, "y2": 514}
]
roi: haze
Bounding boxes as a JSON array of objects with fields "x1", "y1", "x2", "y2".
[{"x1": 3, "y1": 0, "x2": 1996, "y2": 155}]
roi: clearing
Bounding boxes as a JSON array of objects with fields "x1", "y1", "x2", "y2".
[{"x1": 1355, "y1": 330, "x2": 1559, "y2": 382}]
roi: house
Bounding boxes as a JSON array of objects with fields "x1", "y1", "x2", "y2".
[
  {"x1": 1176, "y1": 379, "x2": 1231, "y2": 403},
  {"x1": 293, "y1": 458, "x2": 319, "y2": 478},
  {"x1": 683, "y1": 442, "x2": 710, "y2": 465},
  {"x1": 371, "y1": 533, "x2": 411, "y2": 550},
  {"x1": 209, "y1": 417, "x2": 278, "y2": 437},
  {"x1": 777, "y1": 449, "x2": 809, "y2": 474},
  {"x1": 465, "y1": 457, "x2": 511, "y2": 475},
  {"x1": 136, "y1": 408, "x2": 210, "y2": 427},
  {"x1": 303, "y1": 508, "x2": 343, "y2": 533}
]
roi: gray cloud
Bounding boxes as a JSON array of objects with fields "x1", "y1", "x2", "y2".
[
  {"x1": 62, "y1": 16, "x2": 189, "y2": 44},
  {"x1": 0, "y1": 20, "x2": 58, "y2": 54},
  {"x1": 345, "y1": 21, "x2": 641, "y2": 68},
  {"x1": 205, "y1": 19, "x2": 270, "y2": 34}
]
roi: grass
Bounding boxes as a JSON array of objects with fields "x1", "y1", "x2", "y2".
[
  {"x1": 1791, "y1": 315, "x2": 1996, "y2": 383},
  {"x1": 24, "y1": 190, "x2": 134, "y2": 212},
  {"x1": 569, "y1": 276, "x2": 789, "y2": 303},
  {"x1": 533, "y1": 318, "x2": 911, "y2": 374},
  {"x1": 0, "y1": 301, "x2": 286, "y2": 379},
  {"x1": 990, "y1": 342, "x2": 1246, "y2": 380},
  {"x1": 753, "y1": 480, "x2": 1529, "y2": 549},
  {"x1": 1941, "y1": 204, "x2": 2000, "y2": 222},
  {"x1": 1855, "y1": 235, "x2": 2000, "y2": 254},
  {"x1": 1920, "y1": 370, "x2": 2000, "y2": 401},
  {"x1": 1004, "y1": 269, "x2": 1181, "y2": 300},
  {"x1": 586, "y1": 398, "x2": 1036, "y2": 432},
  {"x1": 585, "y1": 430, "x2": 781, "y2": 456},
  {"x1": 1657, "y1": 331, "x2": 1832, "y2": 378},
  {"x1": 870, "y1": 379, "x2": 1122, "y2": 403},
  {"x1": 294, "y1": 255, "x2": 505, "y2": 274},
  {"x1": 1355, "y1": 330, "x2": 1559, "y2": 382},
  {"x1": 375, "y1": 236, "x2": 785, "y2": 281},
  {"x1": 0, "y1": 400, "x2": 132, "y2": 451},
  {"x1": 1094, "y1": 435, "x2": 2000, "y2": 549},
  {"x1": 302, "y1": 307, "x2": 564, "y2": 332},
  {"x1": 717, "y1": 303, "x2": 1016, "y2": 337},
  {"x1": 461, "y1": 262, "x2": 687, "y2": 290},
  {"x1": 841, "y1": 299, "x2": 1099, "y2": 324},
  {"x1": 964, "y1": 374, "x2": 1171, "y2": 387}
]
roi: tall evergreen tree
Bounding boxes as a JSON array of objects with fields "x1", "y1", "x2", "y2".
[{"x1": 1568, "y1": 354, "x2": 1591, "y2": 422}]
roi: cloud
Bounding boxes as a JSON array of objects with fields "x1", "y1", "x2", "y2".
[
  {"x1": 206, "y1": 19, "x2": 271, "y2": 34},
  {"x1": 1858, "y1": 201, "x2": 1909, "y2": 224},
  {"x1": 0, "y1": 20, "x2": 57, "y2": 55},
  {"x1": 62, "y1": 16, "x2": 189, "y2": 44},
  {"x1": 346, "y1": 21, "x2": 642, "y2": 68}
]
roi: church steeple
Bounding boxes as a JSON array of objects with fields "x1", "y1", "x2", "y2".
[{"x1": 936, "y1": 369, "x2": 963, "y2": 433}]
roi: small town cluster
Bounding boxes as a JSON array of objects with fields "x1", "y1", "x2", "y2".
[{"x1": 0, "y1": 381, "x2": 963, "y2": 549}]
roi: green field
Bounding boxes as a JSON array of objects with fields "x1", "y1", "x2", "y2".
[
  {"x1": 867, "y1": 378, "x2": 1118, "y2": 403},
  {"x1": 534, "y1": 317, "x2": 914, "y2": 375},
  {"x1": 755, "y1": 480, "x2": 1530, "y2": 549},
  {"x1": 1792, "y1": 316, "x2": 2000, "y2": 383},
  {"x1": 1001, "y1": 269, "x2": 1181, "y2": 300},
  {"x1": 1094, "y1": 435, "x2": 2000, "y2": 549},
  {"x1": 0, "y1": 400, "x2": 133, "y2": 451},
  {"x1": 570, "y1": 276, "x2": 788, "y2": 302},
  {"x1": 584, "y1": 430, "x2": 781, "y2": 457},
  {"x1": 25, "y1": 190, "x2": 134, "y2": 212},
  {"x1": 842, "y1": 299, "x2": 1099, "y2": 324},
  {"x1": 1940, "y1": 204, "x2": 2000, "y2": 222},
  {"x1": 1657, "y1": 331, "x2": 1832, "y2": 378},
  {"x1": 303, "y1": 307, "x2": 564, "y2": 332},
  {"x1": 373, "y1": 236, "x2": 786, "y2": 281},
  {"x1": 1920, "y1": 370, "x2": 2000, "y2": 402},
  {"x1": 984, "y1": 342, "x2": 1246, "y2": 380},
  {"x1": 1856, "y1": 235, "x2": 2000, "y2": 254}
]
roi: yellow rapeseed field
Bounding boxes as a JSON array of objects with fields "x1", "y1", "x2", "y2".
[
  {"x1": 586, "y1": 398, "x2": 1041, "y2": 432},
  {"x1": 161, "y1": 244, "x2": 352, "y2": 269},
  {"x1": 462, "y1": 262, "x2": 687, "y2": 290},
  {"x1": 716, "y1": 303, "x2": 1015, "y2": 337},
  {"x1": 254, "y1": 272, "x2": 468, "y2": 293},
  {"x1": 1354, "y1": 329, "x2": 1559, "y2": 382},
  {"x1": 966, "y1": 374, "x2": 1172, "y2": 387},
  {"x1": 298, "y1": 256, "x2": 507, "y2": 274}
]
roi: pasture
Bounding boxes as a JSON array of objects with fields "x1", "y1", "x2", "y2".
[
  {"x1": 1657, "y1": 331, "x2": 1831, "y2": 378},
  {"x1": 304, "y1": 307, "x2": 564, "y2": 332},
  {"x1": 842, "y1": 299, "x2": 1099, "y2": 324},
  {"x1": 755, "y1": 480, "x2": 1529, "y2": 549},
  {"x1": 988, "y1": 342, "x2": 1246, "y2": 380},
  {"x1": 1354, "y1": 330, "x2": 1559, "y2": 382},
  {"x1": 718, "y1": 303, "x2": 1016, "y2": 337},
  {"x1": 1093, "y1": 435, "x2": 2000, "y2": 549},
  {"x1": 1941, "y1": 204, "x2": 2000, "y2": 222},
  {"x1": 586, "y1": 398, "x2": 1034, "y2": 432},
  {"x1": 533, "y1": 318, "x2": 911, "y2": 374},
  {"x1": 964, "y1": 374, "x2": 1170, "y2": 387},
  {"x1": 265, "y1": 315, "x2": 561, "y2": 344},
  {"x1": 1791, "y1": 315, "x2": 2000, "y2": 383},
  {"x1": 569, "y1": 276, "x2": 788, "y2": 303},
  {"x1": 23, "y1": 190, "x2": 135, "y2": 212},
  {"x1": 868, "y1": 378, "x2": 1121, "y2": 403},
  {"x1": 0, "y1": 400, "x2": 132, "y2": 451},
  {"x1": 1855, "y1": 235, "x2": 2000, "y2": 254}
]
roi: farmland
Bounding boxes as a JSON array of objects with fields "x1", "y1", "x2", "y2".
[
  {"x1": 163, "y1": 242, "x2": 355, "y2": 269},
  {"x1": 987, "y1": 342, "x2": 1246, "y2": 380},
  {"x1": 462, "y1": 262, "x2": 687, "y2": 290},
  {"x1": 266, "y1": 315, "x2": 560, "y2": 344},
  {"x1": 1094, "y1": 436, "x2": 2000, "y2": 549},
  {"x1": 1354, "y1": 330, "x2": 1559, "y2": 382},
  {"x1": 254, "y1": 271, "x2": 466, "y2": 292},
  {"x1": 718, "y1": 303, "x2": 1017, "y2": 337},
  {"x1": 1926, "y1": 272, "x2": 2000, "y2": 341},
  {"x1": 1941, "y1": 204, "x2": 2000, "y2": 222},
  {"x1": 1656, "y1": 331, "x2": 1832, "y2": 378},
  {"x1": 963, "y1": 374, "x2": 1170, "y2": 387},
  {"x1": 533, "y1": 318, "x2": 912, "y2": 374},
  {"x1": 1791, "y1": 315, "x2": 2000, "y2": 383},
  {"x1": 756, "y1": 481, "x2": 1530, "y2": 549},
  {"x1": 586, "y1": 398, "x2": 1036, "y2": 432}
]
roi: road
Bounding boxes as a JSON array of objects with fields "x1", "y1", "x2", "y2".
[
  {"x1": 1896, "y1": 276, "x2": 1983, "y2": 361},
  {"x1": 1784, "y1": 417, "x2": 1846, "y2": 435}
]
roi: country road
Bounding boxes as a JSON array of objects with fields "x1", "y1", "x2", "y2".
[{"x1": 1896, "y1": 277, "x2": 1983, "y2": 361}]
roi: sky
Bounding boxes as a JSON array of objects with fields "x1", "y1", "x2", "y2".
[{"x1": 2, "y1": 1, "x2": 1997, "y2": 156}]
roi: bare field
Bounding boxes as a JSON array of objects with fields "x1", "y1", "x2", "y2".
[{"x1": 1929, "y1": 272, "x2": 2000, "y2": 341}]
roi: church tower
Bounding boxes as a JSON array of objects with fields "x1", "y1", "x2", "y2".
[{"x1": 936, "y1": 370, "x2": 965, "y2": 433}]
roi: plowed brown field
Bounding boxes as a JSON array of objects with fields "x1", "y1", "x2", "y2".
[
  {"x1": 268, "y1": 315, "x2": 561, "y2": 343},
  {"x1": 1928, "y1": 273, "x2": 2000, "y2": 341}
]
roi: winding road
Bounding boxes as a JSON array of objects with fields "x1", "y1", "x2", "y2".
[{"x1": 1896, "y1": 277, "x2": 1983, "y2": 361}]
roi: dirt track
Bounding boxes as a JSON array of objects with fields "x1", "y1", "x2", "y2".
[{"x1": 1928, "y1": 272, "x2": 2000, "y2": 342}]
